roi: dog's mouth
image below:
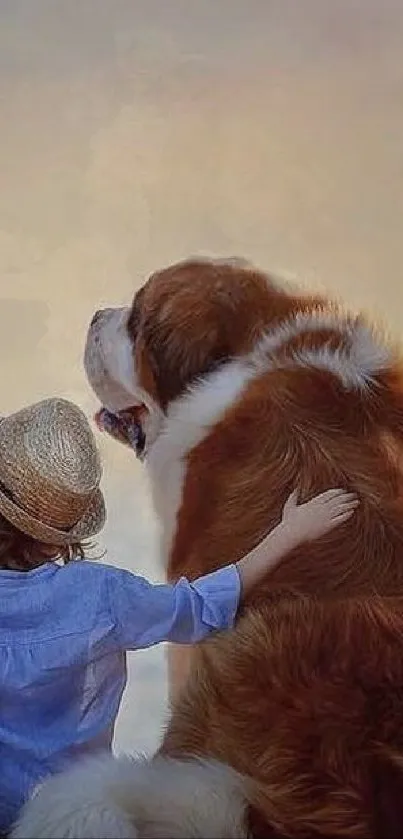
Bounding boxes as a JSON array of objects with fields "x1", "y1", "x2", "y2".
[{"x1": 95, "y1": 406, "x2": 147, "y2": 459}]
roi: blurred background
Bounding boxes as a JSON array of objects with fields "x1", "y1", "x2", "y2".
[{"x1": 1, "y1": 0, "x2": 403, "y2": 754}]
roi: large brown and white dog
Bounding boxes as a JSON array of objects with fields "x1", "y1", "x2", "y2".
[{"x1": 13, "y1": 258, "x2": 403, "y2": 838}]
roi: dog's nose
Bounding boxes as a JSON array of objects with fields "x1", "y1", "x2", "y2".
[{"x1": 91, "y1": 309, "x2": 103, "y2": 327}]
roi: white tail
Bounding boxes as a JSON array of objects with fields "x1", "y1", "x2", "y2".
[{"x1": 11, "y1": 753, "x2": 248, "y2": 839}]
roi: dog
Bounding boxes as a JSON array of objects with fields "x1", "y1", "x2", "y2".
[{"x1": 13, "y1": 257, "x2": 403, "y2": 837}]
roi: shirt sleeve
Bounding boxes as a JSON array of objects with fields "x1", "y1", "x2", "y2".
[{"x1": 105, "y1": 563, "x2": 241, "y2": 651}]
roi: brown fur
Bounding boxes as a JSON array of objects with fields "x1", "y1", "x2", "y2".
[
  {"x1": 162, "y1": 596, "x2": 403, "y2": 838},
  {"x1": 89, "y1": 257, "x2": 403, "y2": 836},
  {"x1": 169, "y1": 363, "x2": 403, "y2": 598},
  {"x1": 131, "y1": 259, "x2": 324, "y2": 410}
]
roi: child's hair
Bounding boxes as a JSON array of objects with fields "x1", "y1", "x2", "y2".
[{"x1": 0, "y1": 512, "x2": 87, "y2": 571}]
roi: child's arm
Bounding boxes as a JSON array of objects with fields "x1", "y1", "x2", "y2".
[{"x1": 106, "y1": 488, "x2": 358, "y2": 651}]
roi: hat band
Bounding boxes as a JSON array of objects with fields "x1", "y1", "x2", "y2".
[{"x1": 0, "y1": 479, "x2": 82, "y2": 534}]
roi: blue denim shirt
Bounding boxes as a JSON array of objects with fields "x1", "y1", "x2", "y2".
[{"x1": 0, "y1": 559, "x2": 240, "y2": 831}]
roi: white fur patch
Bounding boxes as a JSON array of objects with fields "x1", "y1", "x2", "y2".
[
  {"x1": 11, "y1": 755, "x2": 138, "y2": 839},
  {"x1": 84, "y1": 307, "x2": 138, "y2": 413},
  {"x1": 100, "y1": 307, "x2": 138, "y2": 400},
  {"x1": 253, "y1": 309, "x2": 390, "y2": 389},
  {"x1": 147, "y1": 359, "x2": 256, "y2": 565},
  {"x1": 11, "y1": 754, "x2": 247, "y2": 839}
]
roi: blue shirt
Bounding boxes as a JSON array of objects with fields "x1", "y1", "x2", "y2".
[{"x1": 0, "y1": 559, "x2": 240, "y2": 831}]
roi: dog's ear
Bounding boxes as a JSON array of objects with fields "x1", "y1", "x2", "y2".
[
  {"x1": 129, "y1": 267, "x2": 251, "y2": 411},
  {"x1": 134, "y1": 307, "x2": 236, "y2": 411}
]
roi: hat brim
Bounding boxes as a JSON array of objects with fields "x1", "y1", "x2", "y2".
[{"x1": 0, "y1": 485, "x2": 106, "y2": 546}]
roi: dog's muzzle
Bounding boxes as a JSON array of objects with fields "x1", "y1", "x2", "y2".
[{"x1": 84, "y1": 306, "x2": 138, "y2": 413}]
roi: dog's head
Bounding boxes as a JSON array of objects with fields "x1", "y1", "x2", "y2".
[{"x1": 84, "y1": 257, "x2": 320, "y2": 451}]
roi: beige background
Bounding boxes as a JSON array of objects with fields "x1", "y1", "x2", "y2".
[{"x1": 1, "y1": 0, "x2": 403, "y2": 755}]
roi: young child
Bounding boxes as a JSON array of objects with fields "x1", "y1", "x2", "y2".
[{"x1": 0, "y1": 398, "x2": 358, "y2": 834}]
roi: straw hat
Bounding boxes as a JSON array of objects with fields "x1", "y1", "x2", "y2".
[{"x1": 0, "y1": 398, "x2": 106, "y2": 545}]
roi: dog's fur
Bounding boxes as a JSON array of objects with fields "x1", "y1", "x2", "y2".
[
  {"x1": 12, "y1": 754, "x2": 247, "y2": 838},
  {"x1": 14, "y1": 257, "x2": 403, "y2": 837}
]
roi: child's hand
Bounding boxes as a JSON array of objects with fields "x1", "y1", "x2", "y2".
[
  {"x1": 235, "y1": 488, "x2": 359, "y2": 596},
  {"x1": 281, "y1": 488, "x2": 359, "y2": 545}
]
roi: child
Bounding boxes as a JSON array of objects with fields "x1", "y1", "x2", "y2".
[{"x1": 0, "y1": 398, "x2": 358, "y2": 834}]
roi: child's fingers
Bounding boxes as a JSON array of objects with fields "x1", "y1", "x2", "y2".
[
  {"x1": 321, "y1": 489, "x2": 356, "y2": 504},
  {"x1": 314, "y1": 491, "x2": 358, "y2": 510},
  {"x1": 307, "y1": 489, "x2": 352, "y2": 510},
  {"x1": 331, "y1": 493, "x2": 358, "y2": 505},
  {"x1": 315, "y1": 488, "x2": 349, "y2": 501},
  {"x1": 329, "y1": 497, "x2": 359, "y2": 514},
  {"x1": 322, "y1": 503, "x2": 358, "y2": 527},
  {"x1": 315, "y1": 507, "x2": 357, "y2": 537},
  {"x1": 315, "y1": 497, "x2": 358, "y2": 527},
  {"x1": 329, "y1": 508, "x2": 358, "y2": 524},
  {"x1": 332, "y1": 502, "x2": 359, "y2": 518}
]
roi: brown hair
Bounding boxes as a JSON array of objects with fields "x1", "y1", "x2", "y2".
[{"x1": 0, "y1": 511, "x2": 88, "y2": 571}]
